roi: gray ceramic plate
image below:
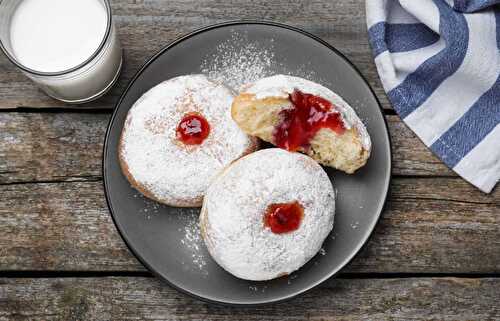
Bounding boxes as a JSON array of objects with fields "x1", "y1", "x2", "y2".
[{"x1": 103, "y1": 21, "x2": 391, "y2": 306}]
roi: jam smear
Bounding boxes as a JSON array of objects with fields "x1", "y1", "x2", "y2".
[
  {"x1": 273, "y1": 89, "x2": 346, "y2": 152},
  {"x1": 176, "y1": 112, "x2": 210, "y2": 145},
  {"x1": 264, "y1": 201, "x2": 304, "y2": 234}
]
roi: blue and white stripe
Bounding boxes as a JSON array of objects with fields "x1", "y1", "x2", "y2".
[{"x1": 367, "y1": 0, "x2": 500, "y2": 193}]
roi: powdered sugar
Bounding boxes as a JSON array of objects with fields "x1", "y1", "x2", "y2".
[
  {"x1": 120, "y1": 74, "x2": 256, "y2": 206},
  {"x1": 201, "y1": 149, "x2": 335, "y2": 281},
  {"x1": 200, "y1": 33, "x2": 327, "y2": 94},
  {"x1": 200, "y1": 33, "x2": 277, "y2": 92},
  {"x1": 243, "y1": 75, "x2": 372, "y2": 150},
  {"x1": 179, "y1": 210, "x2": 208, "y2": 274}
]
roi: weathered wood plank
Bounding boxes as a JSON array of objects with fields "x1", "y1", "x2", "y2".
[
  {"x1": 0, "y1": 277, "x2": 499, "y2": 320},
  {"x1": 0, "y1": 0, "x2": 390, "y2": 110},
  {"x1": 0, "y1": 113, "x2": 106, "y2": 184},
  {"x1": 0, "y1": 178, "x2": 497, "y2": 273},
  {"x1": 0, "y1": 113, "x2": 453, "y2": 185},
  {"x1": 388, "y1": 116, "x2": 453, "y2": 176}
]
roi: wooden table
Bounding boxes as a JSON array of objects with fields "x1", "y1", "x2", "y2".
[{"x1": 1, "y1": 1, "x2": 499, "y2": 319}]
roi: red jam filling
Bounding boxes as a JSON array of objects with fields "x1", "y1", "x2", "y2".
[
  {"x1": 176, "y1": 112, "x2": 210, "y2": 145},
  {"x1": 273, "y1": 89, "x2": 346, "y2": 152},
  {"x1": 264, "y1": 201, "x2": 304, "y2": 234}
]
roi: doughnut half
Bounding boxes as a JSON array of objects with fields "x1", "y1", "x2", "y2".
[{"x1": 231, "y1": 75, "x2": 371, "y2": 173}]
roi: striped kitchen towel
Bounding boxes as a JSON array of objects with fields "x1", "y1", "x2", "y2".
[{"x1": 366, "y1": 0, "x2": 500, "y2": 193}]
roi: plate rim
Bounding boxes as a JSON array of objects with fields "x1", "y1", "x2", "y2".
[{"x1": 102, "y1": 20, "x2": 393, "y2": 306}]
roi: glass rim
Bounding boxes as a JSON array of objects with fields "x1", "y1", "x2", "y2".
[{"x1": 0, "y1": 0, "x2": 113, "y2": 77}]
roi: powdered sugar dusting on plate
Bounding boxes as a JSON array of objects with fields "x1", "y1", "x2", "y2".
[
  {"x1": 179, "y1": 209, "x2": 208, "y2": 275},
  {"x1": 201, "y1": 32, "x2": 277, "y2": 92},
  {"x1": 200, "y1": 31, "x2": 328, "y2": 93}
]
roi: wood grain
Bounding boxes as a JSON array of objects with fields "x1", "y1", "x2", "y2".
[
  {"x1": 0, "y1": 178, "x2": 497, "y2": 273},
  {"x1": 0, "y1": 113, "x2": 453, "y2": 185},
  {"x1": 0, "y1": 113, "x2": 105, "y2": 184},
  {"x1": 0, "y1": 0, "x2": 390, "y2": 110},
  {"x1": 1, "y1": 0, "x2": 498, "y2": 317},
  {"x1": 1, "y1": 277, "x2": 499, "y2": 320}
]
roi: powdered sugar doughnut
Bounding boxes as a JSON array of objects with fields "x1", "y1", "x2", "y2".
[
  {"x1": 232, "y1": 75, "x2": 371, "y2": 174},
  {"x1": 119, "y1": 74, "x2": 258, "y2": 207},
  {"x1": 200, "y1": 148, "x2": 335, "y2": 281}
]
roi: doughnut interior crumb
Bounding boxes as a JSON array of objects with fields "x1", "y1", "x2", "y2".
[{"x1": 231, "y1": 93, "x2": 369, "y2": 174}]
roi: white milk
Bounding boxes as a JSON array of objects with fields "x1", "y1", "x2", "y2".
[
  {"x1": 10, "y1": 0, "x2": 108, "y2": 72},
  {"x1": 5, "y1": 0, "x2": 122, "y2": 103}
]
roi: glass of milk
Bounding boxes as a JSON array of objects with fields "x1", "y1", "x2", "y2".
[{"x1": 0, "y1": 0, "x2": 122, "y2": 104}]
